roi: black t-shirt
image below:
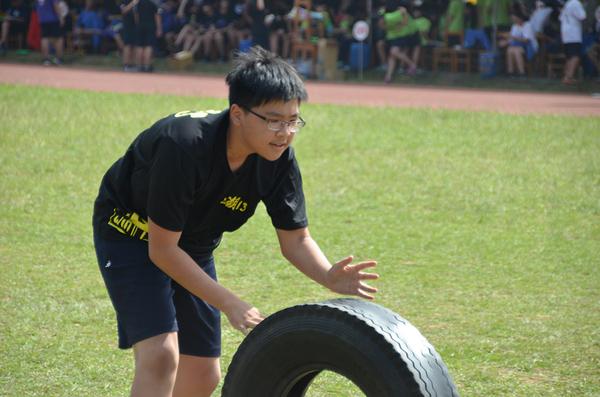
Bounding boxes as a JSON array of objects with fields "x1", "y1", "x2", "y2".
[
  {"x1": 93, "y1": 109, "x2": 308, "y2": 262},
  {"x1": 7, "y1": 1, "x2": 31, "y2": 22},
  {"x1": 136, "y1": 0, "x2": 158, "y2": 28},
  {"x1": 120, "y1": 0, "x2": 135, "y2": 29},
  {"x1": 247, "y1": 0, "x2": 269, "y2": 47},
  {"x1": 212, "y1": 7, "x2": 235, "y2": 29}
]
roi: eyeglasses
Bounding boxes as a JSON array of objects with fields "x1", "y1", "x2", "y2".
[{"x1": 240, "y1": 105, "x2": 306, "y2": 133}]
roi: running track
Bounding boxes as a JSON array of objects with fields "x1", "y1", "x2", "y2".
[{"x1": 1, "y1": 63, "x2": 599, "y2": 116}]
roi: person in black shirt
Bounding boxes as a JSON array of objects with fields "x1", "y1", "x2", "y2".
[
  {"x1": 243, "y1": 0, "x2": 269, "y2": 48},
  {"x1": 92, "y1": 46, "x2": 379, "y2": 397},
  {"x1": 134, "y1": 0, "x2": 162, "y2": 71},
  {"x1": 0, "y1": 0, "x2": 30, "y2": 53},
  {"x1": 120, "y1": 0, "x2": 137, "y2": 70}
]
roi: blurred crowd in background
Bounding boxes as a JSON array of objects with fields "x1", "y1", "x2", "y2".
[{"x1": 1, "y1": 0, "x2": 599, "y2": 83}]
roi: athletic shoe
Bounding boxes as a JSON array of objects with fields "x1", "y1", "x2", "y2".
[
  {"x1": 374, "y1": 64, "x2": 387, "y2": 72},
  {"x1": 52, "y1": 58, "x2": 64, "y2": 67},
  {"x1": 123, "y1": 65, "x2": 137, "y2": 72},
  {"x1": 406, "y1": 65, "x2": 417, "y2": 74},
  {"x1": 383, "y1": 77, "x2": 391, "y2": 85},
  {"x1": 396, "y1": 68, "x2": 405, "y2": 74},
  {"x1": 43, "y1": 59, "x2": 52, "y2": 66},
  {"x1": 562, "y1": 77, "x2": 580, "y2": 85}
]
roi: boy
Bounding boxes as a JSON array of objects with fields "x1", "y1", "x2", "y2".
[
  {"x1": 120, "y1": 0, "x2": 137, "y2": 71},
  {"x1": 559, "y1": 0, "x2": 587, "y2": 85},
  {"x1": 35, "y1": 0, "x2": 65, "y2": 65},
  {"x1": 133, "y1": 0, "x2": 162, "y2": 71},
  {"x1": 92, "y1": 46, "x2": 379, "y2": 397}
]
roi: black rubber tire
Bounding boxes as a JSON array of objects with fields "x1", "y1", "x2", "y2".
[{"x1": 222, "y1": 298, "x2": 460, "y2": 397}]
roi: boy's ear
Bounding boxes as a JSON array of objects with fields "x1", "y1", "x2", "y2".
[{"x1": 230, "y1": 103, "x2": 244, "y2": 126}]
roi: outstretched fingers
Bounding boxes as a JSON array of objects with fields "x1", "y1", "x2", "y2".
[{"x1": 349, "y1": 261, "x2": 379, "y2": 299}]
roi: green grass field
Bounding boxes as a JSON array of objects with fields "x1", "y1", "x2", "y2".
[{"x1": 1, "y1": 83, "x2": 599, "y2": 396}]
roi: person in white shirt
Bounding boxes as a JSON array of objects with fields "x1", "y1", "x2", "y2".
[
  {"x1": 499, "y1": 10, "x2": 539, "y2": 78},
  {"x1": 530, "y1": 1, "x2": 553, "y2": 34},
  {"x1": 559, "y1": 0, "x2": 587, "y2": 84}
]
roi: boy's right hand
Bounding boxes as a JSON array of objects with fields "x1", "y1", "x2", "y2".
[{"x1": 224, "y1": 299, "x2": 266, "y2": 336}]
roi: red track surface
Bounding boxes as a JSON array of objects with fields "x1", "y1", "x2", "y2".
[{"x1": 1, "y1": 63, "x2": 599, "y2": 116}]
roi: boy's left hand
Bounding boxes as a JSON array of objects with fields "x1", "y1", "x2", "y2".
[{"x1": 326, "y1": 256, "x2": 379, "y2": 300}]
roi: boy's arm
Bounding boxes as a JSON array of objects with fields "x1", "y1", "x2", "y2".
[
  {"x1": 276, "y1": 227, "x2": 379, "y2": 300},
  {"x1": 148, "y1": 218, "x2": 265, "y2": 335},
  {"x1": 155, "y1": 12, "x2": 162, "y2": 37},
  {"x1": 121, "y1": 0, "x2": 138, "y2": 16},
  {"x1": 52, "y1": 0, "x2": 65, "y2": 26},
  {"x1": 176, "y1": 0, "x2": 189, "y2": 19}
]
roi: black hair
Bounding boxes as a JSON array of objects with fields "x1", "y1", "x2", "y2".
[
  {"x1": 226, "y1": 46, "x2": 308, "y2": 109},
  {"x1": 465, "y1": 2, "x2": 478, "y2": 28},
  {"x1": 512, "y1": 9, "x2": 529, "y2": 21},
  {"x1": 386, "y1": 0, "x2": 403, "y2": 11}
]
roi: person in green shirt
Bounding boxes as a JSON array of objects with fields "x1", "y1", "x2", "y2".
[
  {"x1": 413, "y1": 7, "x2": 434, "y2": 46},
  {"x1": 382, "y1": 0, "x2": 421, "y2": 83},
  {"x1": 446, "y1": 0, "x2": 466, "y2": 31},
  {"x1": 483, "y1": 0, "x2": 514, "y2": 42}
]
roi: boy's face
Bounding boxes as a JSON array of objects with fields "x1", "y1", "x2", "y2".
[{"x1": 238, "y1": 100, "x2": 300, "y2": 162}]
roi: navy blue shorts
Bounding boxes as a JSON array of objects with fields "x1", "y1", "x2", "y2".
[
  {"x1": 387, "y1": 32, "x2": 421, "y2": 49},
  {"x1": 94, "y1": 235, "x2": 221, "y2": 357},
  {"x1": 122, "y1": 25, "x2": 135, "y2": 46},
  {"x1": 135, "y1": 24, "x2": 157, "y2": 47},
  {"x1": 564, "y1": 42, "x2": 582, "y2": 59},
  {"x1": 40, "y1": 21, "x2": 64, "y2": 38}
]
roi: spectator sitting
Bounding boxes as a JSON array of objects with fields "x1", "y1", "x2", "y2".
[
  {"x1": 445, "y1": 0, "x2": 465, "y2": 47},
  {"x1": 266, "y1": 0, "x2": 292, "y2": 59},
  {"x1": 158, "y1": 0, "x2": 178, "y2": 52},
  {"x1": 331, "y1": 7, "x2": 354, "y2": 68},
  {"x1": 498, "y1": 10, "x2": 538, "y2": 79},
  {"x1": 333, "y1": 1, "x2": 368, "y2": 69},
  {"x1": 585, "y1": 34, "x2": 599, "y2": 81},
  {"x1": 232, "y1": 0, "x2": 251, "y2": 46},
  {"x1": 411, "y1": 4, "x2": 436, "y2": 49},
  {"x1": 170, "y1": 2, "x2": 205, "y2": 55},
  {"x1": 74, "y1": 0, "x2": 104, "y2": 50},
  {"x1": 514, "y1": 0, "x2": 528, "y2": 18},
  {"x1": 69, "y1": 0, "x2": 86, "y2": 15},
  {"x1": 558, "y1": 0, "x2": 586, "y2": 85},
  {"x1": 200, "y1": 0, "x2": 237, "y2": 62},
  {"x1": 530, "y1": 0, "x2": 552, "y2": 35},
  {"x1": 382, "y1": 0, "x2": 420, "y2": 83},
  {"x1": 0, "y1": 0, "x2": 30, "y2": 54},
  {"x1": 101, "y1": 6, "x2": 125, "y2": 56},
  {"x1": 482, "y1": 0, "x2": 514, "y2": 43},
  {"x1": 462, "y1": 1, "x2": 491, "y2": 51},
  {"x1": 190, "y1": 4, "x2": 216, "y2": 62}
]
